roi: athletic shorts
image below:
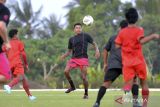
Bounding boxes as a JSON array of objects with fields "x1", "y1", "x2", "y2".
[
  {"x1": 123, "y1": 63, "x2": 147, "y2": 82},
  {"x1": 0, "y1": 52, "x2": 11, "y2": 80},
  {"x1": 11, "y1": 63, "x2": 24, "y2": 76},
  {"x1": 66, "y1": 58, "x2": 89, "y2": 70},
  {"x1": 104, "y1": 68, "x2": 122, "y2": 82}
]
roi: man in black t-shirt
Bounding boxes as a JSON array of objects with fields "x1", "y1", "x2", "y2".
[
  {"x1": 61, "y1": 23, "x2": 100, "y2": 99},
  {"x1": 93, "y1": 20, "x2": 140, "y2": 107},
  {"x1": 0, "y1": 0, "x2": 11, "y2": 84}
]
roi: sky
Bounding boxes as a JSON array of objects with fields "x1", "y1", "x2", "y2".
[{"x1": 6, "y1": 0, "x2": 134, "y2": 27}]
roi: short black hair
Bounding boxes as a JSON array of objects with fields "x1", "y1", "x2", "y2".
[
  {"x1": 119, "y1": 20, "x2": 128, "y2": 29},
  {"x1": 74, "y1": 23, "x2": 82, "y2": 28},
  {"x1": 125, "y1": 8, "x2": 138, "y2": 24},
  {"x1": 9, "y1": 29, "x2": 18, "y2": 38}
]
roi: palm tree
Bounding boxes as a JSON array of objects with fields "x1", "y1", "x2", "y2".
[
  {"x1": 36, "y1": 14, "x2": 62, "y2": 39},
  {"x1": 8, "y1": 0, "x2": 43, "y2": 39}
]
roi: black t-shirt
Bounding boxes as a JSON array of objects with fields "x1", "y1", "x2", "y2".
[
  {"x1": 0, "y1": 3, "x2": 10, "y2": 53},
  {"x1": 68, "y1": 32, "x2": 93, "y2": 58},
  {"x1": 104, "y1": 35, "x2": 122, "y2": 70}
]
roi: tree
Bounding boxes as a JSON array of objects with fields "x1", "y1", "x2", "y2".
[
  {"x1": 136, "y1": 0, "x2": 160, "y2": 75},
  {"x1": 8, "y1": 0, "x2": 42, "y2": 39},
  {"x1": 36, "y1": 14, "x2": 62, "y2": 39}
]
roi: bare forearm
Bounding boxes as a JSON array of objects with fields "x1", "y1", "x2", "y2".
[
  {"x1": 140, "y1": 34, "x2": 159, "y2": 44},
  {"x1": 0, "y1": 22, "x2": 9, "y2": 43},
  {"x1": 21, "y1": 51, "x2": 28, "y2": 66},
  {"x1": 103, "y1": 49, "x2": 108, "y2": 65},
  {"x1": 63, "y1": 50, "x2": 72, "y2": 57},
  {"x1": 115, "y1": 43, "x2": 121, "y2": 48},
  {"x1": 92, "y1": 42, "x2": 99, "y2": 52}
]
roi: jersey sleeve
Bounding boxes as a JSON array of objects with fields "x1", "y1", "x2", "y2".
[
  {"x1": 137, "y1": 27, "x2": 144, "y2": 41},
  {"x1": 86, "y1": 34, "x2": 93, "y2": 44},
  {"x1": 68, "y1": 38, "x2": 72, "y2": 49},
  {"x1": 104, "y1": 37, "x2": 112, "y2": 51}
]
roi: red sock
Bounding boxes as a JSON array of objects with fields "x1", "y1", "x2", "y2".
[
  {"x1": 142, "y1": 89, "x2": 149, "y2": 107},
  {"x1": 9, "y1": 77, "x2": 20, "y2": 88},
  {"x1": 23, "y1": 77, "x2": 32, "y2": 96}
]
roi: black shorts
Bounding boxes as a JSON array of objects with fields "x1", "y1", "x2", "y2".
[{"x1": 104, "y1": 68, "x2": 122, "y2": 82}]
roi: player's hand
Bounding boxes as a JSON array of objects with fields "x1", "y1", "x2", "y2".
[
  {"x1": 153, "y1": 34, "x2": 160, "y2": 39},
  {"x1": 103, "y1": 64, "x2": 108, "y2": 72},
  {"x1": 3, "y1": 42, "x2": 11, "y2": 51},
  {"x1": 95, "y1": 50, "x2": 100, "y2": 59},
  {"x1": 25, "y1": 64, "x2": 29, "y2": 72},
  {"x1": 60, "y1": 54, "x2": 66, "y2": 61}
]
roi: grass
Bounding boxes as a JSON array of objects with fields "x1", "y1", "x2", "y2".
[{"x1": 0, "y1": 90, "x2": 160, "y2": 107}]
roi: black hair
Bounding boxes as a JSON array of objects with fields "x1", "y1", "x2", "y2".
[
  {"x1": 119, "y1": 20, "x2": 128, "y2": 29},
  {"x1": 9, "y1": 29, "x2": 18, "y2": 38},
  {"x1": 73, "y1": 23, "x2": 82, "y2": 28},
  {"x1": 125, "y1": 8, "x2": 138, "y2": 24}
]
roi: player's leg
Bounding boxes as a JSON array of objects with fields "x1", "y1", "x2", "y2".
[
  {"x1": 136, "y1": 63, "x2": 149, "y2": 107},
  {"x1": 80, "y1": 66, "x2": 89, "y2": 99},
  {"x1": 123, "y1": 66, "x2": 136, "y2": 93},
  {"x1": 0, "y1": 52, "x2": 11, "y2": 85},
  {"x1": 0, "y1": 75, "x2": 7, "y2": 83},
  {"x1": 64, "y1": 65, "x2": 75, "y2": 93},
  {"x1": 140, "y1": 79, "x2": 149, "y2": 107},
  {"x1": 93, "y1": 68, "x2": 122, "y2": 107},
  {"x1": 22, "y1": 75, "x2": 36, "y2": 100},
  {"x1": 4, "y1": 74, "x2": 23, "y2": 93},
  {"x1": 132, "y1": 77, "x2": 140, "y2": 107},
  {"x1": 0, "y1": 75, "x2": 7, "y2": 89},
  {"x1": 4, "y1": 64, "x2": 24, "y2": 93}
]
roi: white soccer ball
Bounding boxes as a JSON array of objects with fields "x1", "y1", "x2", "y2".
[{"x1": 83, "y1": 15, "x2": 94, "y2": 25}]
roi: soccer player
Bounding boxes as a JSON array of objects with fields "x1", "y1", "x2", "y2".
[
  {"x1": 115, "y1": 8, "x2": 159, "y2": 107},
  {"x1": 3, "y1": 29, "x2": 36, "y2": 101},
  {"x1": 93, "y1": 20, "x2": 140, "y2": 107},
  {"x1": 0, "y1": 0, "x2": 11, "y2": 85},
  {"x1": 61, "y1": 23, "x2": 100, "y2": 99}
]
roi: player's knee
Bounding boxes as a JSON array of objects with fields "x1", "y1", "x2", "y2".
[
  {"x1": 103, "y1": 81, "x2": 111, "y2": 88},
  {"x1": 132, "y1": 84, "x2": 139, "y2": 96},
  {"x1": 82, "y1": 76, "x2": 87, "y2": 81},
  {"x1": 64, "y1": 70, "x2": 69, "y2": 74}
]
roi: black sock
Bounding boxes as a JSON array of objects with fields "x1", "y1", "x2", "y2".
[
  {"x1": 96, "y1": 86, "x2": 107, "y2": 104},
  {"x1": 131, "y1": 84, "x2": 139, "y2": 100},
  {"x1": 85, "y1": 89, "x2": 88, "y2": 95},
  {"x1": 69, "y1": 80, "x2": 75, "y2": 89}
]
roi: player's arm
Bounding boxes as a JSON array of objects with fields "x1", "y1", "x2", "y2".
[
  {"x1": 139, "y1": 34, "x2": 159, "y2": 44},
  {"x1": 103, "y1": 37, "x2": 111, "y2": 71},
  {"x1": 21, "y1": 49, "x2": 28, "y2": 69},
  {"x1": 61, "y1": 38, "x2": 73, "y2": 60},
  {"x1": 87, "y1": 34, "x2": 100, "y2": 59},
  {"x1": 0, "y1": 21, "x2": 10, "y2": 50},
  {"x1": 92, "y1": 42, "x2": 100, "y2": 59},
  {"x1": 19, "y1": 42, "x2": 28, "y2": 69},
  {"x1": 115, "y1": 33, "x2": 122, "y2": 48},
  {"x1": 61, "y1": 49, "x2": 72, "y2": 60},
  {"x1": 103, "y1": 49, "x2": 108, "y2": 72}
]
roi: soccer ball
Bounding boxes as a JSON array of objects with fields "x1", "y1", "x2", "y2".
[{"x1": 83, "y1": 15, "x2": 94, "y2": 25}]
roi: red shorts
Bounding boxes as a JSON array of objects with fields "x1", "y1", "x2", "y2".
[
  {"x1": 11, "y1": 63, "x2": 24, "y2": 76},
  {"x1": 0, "y1": 53, "x2": 11, "y2": 80},
  {"x1": 123, "y1": 63, "x2": 147, "y2": 82},
  {"x1": 66, "y1": 58, "x2": 89, "y2": 70}
]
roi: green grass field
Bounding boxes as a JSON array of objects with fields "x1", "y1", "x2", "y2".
[{"x1": 0, "y1": 90, "x2": 160, "y2": 107}]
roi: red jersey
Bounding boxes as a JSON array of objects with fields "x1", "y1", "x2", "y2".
[
  {"x1": 6, "y1": 37, "x2": 26, "y2": 68},
  {"x1": 115, "y1": 26, "x2": 145, "y2": 66}
]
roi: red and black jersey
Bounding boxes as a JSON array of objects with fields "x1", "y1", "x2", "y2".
[{"x1": 68, "y1": 32, "x2": 93, "y2": 58}]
